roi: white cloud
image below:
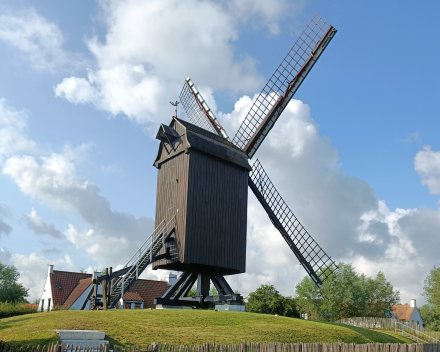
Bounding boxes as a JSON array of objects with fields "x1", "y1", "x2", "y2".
[
  {"x1": 54, "y1": 77, "x2": 97, "y2": 105},
  {"x1": 414, "y1": 145, "x2": 440, "y2": 195},
  {"x1": 216, "y1": 97, "x2": 440, "y2": 303},
  {"x1": 24, "y1": 208, "x2": 63, "y2": 239},
  {"x1": 404, "y1": 132, "x2": 420, "y2": 143},
  {"x1": 54, "y1": 0, "x2": 274, "y2": 127},
  {"x1": 0, "y1": 247, "x2": 75, "y2": 301},
  {"x1": 0, "y1": 204, "x2": 12, "y2": 237},
  {"x1": 227, "y1": 0, "x2": 304, "y2": 35},
  {"x1": 3, "y1": 143, "x2": 154, "y2": 268},
  {"x1": 0, "y1": 99, "x2": 36, "y2": 162},
  {"x1": 12, "y1": 252, "x2": 75, "y2": 301},
  {"x1": 0, "y1": 8, "x2": 74, "y2": 71}
]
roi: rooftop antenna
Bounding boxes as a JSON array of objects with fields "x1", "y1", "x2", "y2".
[{"x1": 170, "y1": 101, "x2": 180, "y2": 118}]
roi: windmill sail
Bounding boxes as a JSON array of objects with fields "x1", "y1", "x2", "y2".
[
  {"x1": 233, "y1": 14, "x2": 337, "y2": 158},
  {"x1": 249, "y1": 159, "x2": 336, "y2": 286},
  {"x1": 179, "y1": 77, "x2": 230, "y2": 141}
]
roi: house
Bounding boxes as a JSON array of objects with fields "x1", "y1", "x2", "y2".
[
  {"x1": 391, "y1": 299, "x2": 424, "y2": 326},
  {"x1": 38, "y1": 264, "x2": 175, "y2": 311}
]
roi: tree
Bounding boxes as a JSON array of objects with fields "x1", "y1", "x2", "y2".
[
  {"x1": 295, "y1": 262, "x2": 399, "y2": 322},
  {"x1": 423, "y1": 265, "x2": 440, "y2": 314},
  {"x1": 246, "y1": 284, "x2": 299, "y2": 317},
  {"x1": 0, "y1": 262, "x2": 29, "y2": 303},
  {"x1": 419, "y1": 304, "x2": 440, "y2": 331}
]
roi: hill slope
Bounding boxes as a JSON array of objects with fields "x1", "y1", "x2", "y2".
[{"x1": 0, "y1": 310, "x2": 414, "y2": 346}]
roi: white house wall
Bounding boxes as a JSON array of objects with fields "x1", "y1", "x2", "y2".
[{"x1": 38, "y1": 272, "x2": 53, "y2": 312}]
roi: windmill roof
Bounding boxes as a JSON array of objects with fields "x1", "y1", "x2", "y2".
[
  {"x1": 175, "y1": 118, "x2": 251, "y2": 170},
  {"x1": 176, "y1": 118, "x2": 238, "y2": 149},
  {"x1": 391, "y1": 305, "x2": 414, "y2": 321},
  {"x1": 50, "y1": 270, "x2": 92, "y2": 306},
  {"x1": 62, "y1": 278, "x2": 93, "y2": 309}
]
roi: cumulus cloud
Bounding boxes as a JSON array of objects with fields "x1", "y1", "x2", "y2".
[
  {"x1": 0, "y1": 247, "x2": 75, "y2": 300},
  {"x1": 215, "y1": 97, "x2": 440, "y2": 303},
  {"x1": 54, "y1": 0, "x2": 276, "y2": 127},
  {"x1": 227, "y1": 0, "x2": 304, "y2": 35},
  {"x1": 0, "y1": 204, "x2": 12, "y2": 237},
  {"x1": 0, "y1": 99, "x2": 36, "y2": 162},
  {"x1": 54, "y1": 77, "x2": 97, "y2": 105},
  {"x1": 0, "y1": 8, "x2": 76, "y2": 71},
  {"x1": 414, "y1": 145, "x2": 440, "y2": 195},
  {"x1": 3, "y1": 143, "x2": 154, "y2": 267},
  {"x1": 24, "y1": 208, "x2": 63, "y2": 239}
]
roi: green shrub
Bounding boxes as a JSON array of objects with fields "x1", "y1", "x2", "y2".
[{"x1": 0, "y1": 302, "x2": 38, "y2": 319}]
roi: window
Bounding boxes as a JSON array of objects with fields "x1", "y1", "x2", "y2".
[
  {"x1": 125, "y1": 302, "x2": 131, "y2": 309},
  {"x1": 41, "y1": 299, "x2": 44, "y2": 311},
  {"x1": 134, "y1": 303, "x2": 141, "y2": 309},
  {"x1": 47, "y1": 298, "x2": 51, "y2": 311}
]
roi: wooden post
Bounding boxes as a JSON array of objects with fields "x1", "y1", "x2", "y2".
[
  {"x1": 108, "y1": 267, "x2": 113, "y2": 300},
  {"x1": 103, "y1": 268, "x2": 108, "y2": 311}
]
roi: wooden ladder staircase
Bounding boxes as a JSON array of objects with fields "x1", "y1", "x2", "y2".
[{"x1": 108, "y1": 215, "x2": 176, "y2": 307}]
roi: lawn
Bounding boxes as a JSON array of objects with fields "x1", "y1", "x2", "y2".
[{"x1": 0, "y1": 310, "x2": 414, "y2": 347}]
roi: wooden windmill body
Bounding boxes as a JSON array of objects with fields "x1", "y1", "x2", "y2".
[{"x1": 153, "y1": 118, "x2": 250, "y2": 275}]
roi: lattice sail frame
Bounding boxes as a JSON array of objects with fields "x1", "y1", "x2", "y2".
[
  {"x1": 178, "y1": 15, "x2": 337, "y2": 286},
  {"x1": 233, "y1": 14, "x2": 336, "y2": 157},
  {"x1": 249, "y1": 159, "x2": 336, "y2": 285},
  {"x1": 179, "y1": 77, "x2": 230, "y2": 141}
]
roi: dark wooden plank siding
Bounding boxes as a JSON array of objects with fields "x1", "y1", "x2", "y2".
[
  {"x1": 152, "y1": 119, "x2": 249, "y2": 274},
  {"x1": 185, "y1": 150, "x2": 248, "y2": 274},
  {"x1": 153, "y1": 152, "x2": 190, "y2": 270}
]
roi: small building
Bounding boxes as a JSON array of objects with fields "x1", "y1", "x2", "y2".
[
  {"x1": 391, "y1": 299, "x2": 424, "y2": 326},
  {"x1": 38, "y1": 265, "x2": 173, "y2": 311},
  {"x1": 38, "y1": 265, "x2": 91, "y2": 311}
]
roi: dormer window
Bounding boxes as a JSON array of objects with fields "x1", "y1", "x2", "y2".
[{"x1": 156, "y1": 124, "x2": 179, "y2": 144}]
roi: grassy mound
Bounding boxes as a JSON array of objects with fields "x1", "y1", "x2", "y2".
[{"x1": 0, "y1": 310, "x2": 414, "y2": 347}]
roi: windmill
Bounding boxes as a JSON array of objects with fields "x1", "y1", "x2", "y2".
[{"x1": 91, "y1": 14, "x2": 337, "y2": 310}]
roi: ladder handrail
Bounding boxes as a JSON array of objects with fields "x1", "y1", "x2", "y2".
[
  {"x1": 395, "y1": 321, "x2": 440, "y2": 343},
  {"x1": 109, "y1": 215, "x2": 176, "y2": 305},
  {"x1": 123, "y1": 215, "x2": 176, "y2": 269}
]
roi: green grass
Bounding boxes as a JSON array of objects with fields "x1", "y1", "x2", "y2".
[{"x1": 0, "y1": 310, "x2": 414, "y2": 347}]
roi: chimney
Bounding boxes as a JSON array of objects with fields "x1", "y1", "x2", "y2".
[
  {"x1": 410, "y1": 299, "x2": 416, "y2": 308},
  {"x1": 92, "y1": 271, "x2": 102, "y2": 279},
  {"x1": 48, "y1": 264, "x2": 54, "y2": 275},
  {"x1": 167, "y1": 273, "x2": 177, "y2": 286}
]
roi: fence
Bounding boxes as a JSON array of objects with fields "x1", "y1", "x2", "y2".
[
  {"x1": 395, "y1": 323, "x2": 440, "y2": 344},
  {"x1": 2, "y1": 342, "x2": 440, "y2": 352},
  {"x1": 335, "y1": 318, "x2": 440, "y2": 342},
  {"x1": 335, "y1": 318, "x2": 417, "y2": 331}
]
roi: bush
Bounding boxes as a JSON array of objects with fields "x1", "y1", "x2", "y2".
[
  {"x1": 246, "y1": 284, "x2": 300, "y2": 318},
  {"x1": 0, "y1": 302, "x2": 38, "y2": 319}
]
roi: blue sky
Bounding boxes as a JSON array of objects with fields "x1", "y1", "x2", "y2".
[{"x1": 0, "y1": 0, "x2": 439, "y2": 304}]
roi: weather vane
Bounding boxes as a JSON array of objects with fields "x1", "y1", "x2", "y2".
[{"x1": 170, "y1": 100, "x2": 180, "y2": 118}]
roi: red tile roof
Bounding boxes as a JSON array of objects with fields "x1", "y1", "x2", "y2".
[
  {"x1": 122, "y1": 292, "x2": 144, "y2": 302},
  {"x1": 51, "y1": 270, "x2": 92, "y2": 306},
  {"x1": 391, "y1": 305, "x2": 414, "y2": 321},
  {"x1": 62, "y1": 278, "x2": 93, "y2": 309},
  {"x1": 126, "y1": 279, "x2": 169, "y2": 308}
]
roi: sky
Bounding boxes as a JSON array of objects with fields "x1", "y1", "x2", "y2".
[{"x1": 0, "y1": 0, "x2": 439, "y2": 305}]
